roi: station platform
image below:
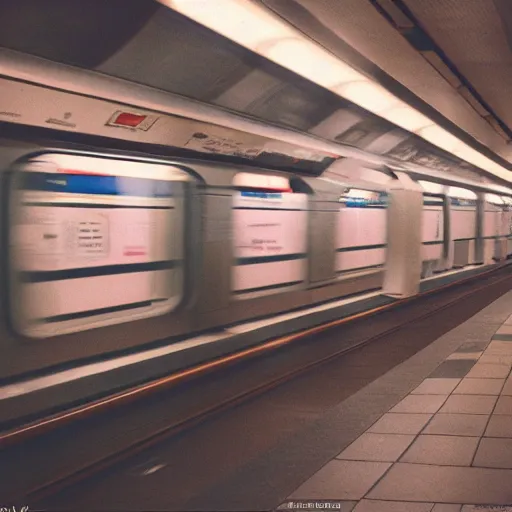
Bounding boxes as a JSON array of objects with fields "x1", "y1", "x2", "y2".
[{"x1": 277, "y1": 289, "x2": 512, "y2": 511}]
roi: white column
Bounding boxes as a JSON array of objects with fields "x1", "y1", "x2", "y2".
[{"x1": 383, "y1": 172, "x2": 423, "y2": 298}]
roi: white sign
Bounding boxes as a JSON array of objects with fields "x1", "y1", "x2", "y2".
[
  {"x1": 185, "y1": 132, "x2": 262, "y2": 158},
  {"x1": 233, "y1": 209, "x2": 307, "y2": 258},
  {"x1": 14, "y1": 204, "x2": 154, "y2": 271},
  {"x1": 233, "y1": 192, "x2": 308, "y2": 259},
  {"x1": 75, "y1": 215, "x2": 109, "y2": 258}
]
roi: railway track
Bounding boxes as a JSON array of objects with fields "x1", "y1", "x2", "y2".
[{"x1": 2, "y1": 264, "x2": 512, "y2": 506}]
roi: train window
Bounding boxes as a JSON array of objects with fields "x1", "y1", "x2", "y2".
[
  {"x1": 423, "y1": 195, "x2": 444, "y2": 204},
  {"x1": 485, "y1": 194, "x2": 505, "y2": 206},
  {"x1": 418, "y1": 180, "x2": 444, "y2": 194},
  {"x1": 336, "y1": 189, "x2": 388, "y2": 275},
  {"x1": 231, "y1": 173, "x2": 308, "y2": 297},
  {"x1": 232, "y1": 172, "x2": 291, "y2": 191},
  {"x1": 448, "y1": 186, "x2": 477, "y2": 206},
  {"x1": 10, "y1": 153, "x2": 190, "y2": 338}
]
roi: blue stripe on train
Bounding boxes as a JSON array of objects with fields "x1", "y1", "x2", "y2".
[
  {"x1": 343, "y1": 199, "x2": 388, "y2": 207},
  {"x1": 240, "y1": 191, "x2": 283, "y2": 199},
  {"x1": 342, "y1": 192, "x2": 388, "y2": 208},
  {"x1": 20, "y1": 172, "x2": 174, "y2": 198}
]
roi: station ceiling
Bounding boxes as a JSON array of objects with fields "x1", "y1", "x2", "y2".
[
  {"x1": 262, "y1": 0, "x2": 512, "y2": 163},
  {"x1": 400, "y1": 0, "x2": 512, "y2": 136}
]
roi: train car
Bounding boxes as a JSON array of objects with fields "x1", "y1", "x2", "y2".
[
  {"x1": 1, "y1": 139, "x2": 510, "y2": 383},
  {"x1": 1, "y1": 1, "x2": 512, "y2": 423}
]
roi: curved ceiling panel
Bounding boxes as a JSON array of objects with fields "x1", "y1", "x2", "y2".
[
  {"x1": 96, "y1": 8, "x2": 256, "y2": 102},
  {"x1": 97, "y1": 6, "x2": 345, "y2": 132}
]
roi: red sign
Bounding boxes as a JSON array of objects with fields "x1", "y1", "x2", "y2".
[{"x1": 111, "y1": 112, "x2": 147, "y2": 128}]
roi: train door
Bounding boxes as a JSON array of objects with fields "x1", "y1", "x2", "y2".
[{"x1": 231, "y1": 172, "x2": 309, "y2": 298}]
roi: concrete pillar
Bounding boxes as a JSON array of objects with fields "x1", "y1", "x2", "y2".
[{"x1": 383, "y1": 172, "x2": 423, "y2": 298}]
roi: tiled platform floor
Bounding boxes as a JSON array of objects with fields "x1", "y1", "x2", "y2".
[{"x1": 280, "y1": 313, "x2": 512, "y2": 511}]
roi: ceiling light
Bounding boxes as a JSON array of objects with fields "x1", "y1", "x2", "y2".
[
  {"x1": 165, "y1": 0, "x2": 285, "y2": 49},
  {"x1": 160, "y1": 0, "x2": 512, "y2": 182},
  {"x1": 417, "y1": 125, "x2": 462, "y2": 154},
  {"x1": 233, "y1": 172, "x2": 290, "y2": 190},
  {"x1": 335, "y1": 81, "x2": 401, "y2": 113},
  {"x1": 266, "y1": 39, "x2": 364, "y2": 89},
  {"x1": 379, "y1": 106, "x2": 432, "y2": 132}
]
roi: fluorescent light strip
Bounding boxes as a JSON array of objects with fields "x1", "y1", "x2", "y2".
[{"x1": 161, "y1": 0, "x2": 512, "y2": 182}]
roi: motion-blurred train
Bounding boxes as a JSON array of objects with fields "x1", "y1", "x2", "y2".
[{"x1": 0, "y1": 0, "x2": 511, "y2": 383}]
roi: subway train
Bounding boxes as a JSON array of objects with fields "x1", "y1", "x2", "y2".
[
  {"x1": 1, "y1": 0, "x2": 512, "y2": 386},
  {"x1": 1, "y1": 137, "x2": 512, "y2": 384}
]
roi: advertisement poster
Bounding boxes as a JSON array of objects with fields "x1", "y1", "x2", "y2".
[{"x1": 14, "y1": 204, "x2": 153, "y2": 271}]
